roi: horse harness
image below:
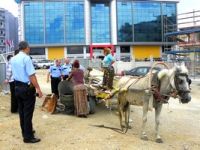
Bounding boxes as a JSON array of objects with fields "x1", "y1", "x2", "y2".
[{"x1": 151, "y1": 71, "x2": 190, "y2": 104}]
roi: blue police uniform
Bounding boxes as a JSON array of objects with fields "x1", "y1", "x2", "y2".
[
  {"x1": 11, "y1": 52, "x2": 35, "y2": 83},
  {"x1": 11, "y1": 51, "x2": 36, "y2": 140},
  {"x1": 61, "y1": 63, "x2": 72, "y2": 80},
  {"x1": 49, "y1": 65, "x2": 62, "y2": 97}
]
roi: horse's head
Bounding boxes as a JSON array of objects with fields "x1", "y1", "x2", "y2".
[
  {"x1": 173, "y1": 63, "x2": 191, "y2": 103},
  {"x1": 158, "y1": 63, "x2": 191, "y2": 103}
]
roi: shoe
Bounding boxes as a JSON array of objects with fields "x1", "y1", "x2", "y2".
[
  {"x1": 78, "y1": 115, "x2": 87, "y2": 118},
  {"x1": 32, "y1": 130, "x2": 35, "y2": 134},
  {"x1": 23, "y1": 137, "x2": 41, "y2": 143},
  {"x1": 11, "y1": 111, "x2": 18, "y2": 114}
]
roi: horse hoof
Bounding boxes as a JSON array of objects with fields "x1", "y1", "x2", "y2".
[
  {"x1": 156, "y1": 138, "x2": 163, "y2": 143},
  {"x1": 141, "y1": 136, "x2": 148, "y2": 141}
]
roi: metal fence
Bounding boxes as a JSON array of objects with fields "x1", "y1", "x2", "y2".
[
  {"x1": 164, "y1": 60, "x2": 200, "y2": 78},
  {"x1": 0, "y1": 54, "x2": 6, "y2": 91}
]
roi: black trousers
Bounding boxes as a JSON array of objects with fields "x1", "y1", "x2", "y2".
[
  {"x1": 51, "y1": 77, "x2": 61, "y2": 97},
  {"x1": 9, "y1": 81, "x2": 18, "y2": 113},
  {"x1": 62, "y1": 75, "x2": 69, "y2": 80},
  {"x1": 15, "y1": 81, "x2": 36, "y2": 139}
]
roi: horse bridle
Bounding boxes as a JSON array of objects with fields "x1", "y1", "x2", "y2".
[
  {"x1": 152, "y1": 72, "x2": 190, "y2": 103},
  {"x1": 173, "y1": 72, "x2": 191, "y2": 98}
]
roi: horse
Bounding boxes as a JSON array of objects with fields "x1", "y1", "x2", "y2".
[{"x1": 117, "y1": 63, "x2": 191, "y2": 143}]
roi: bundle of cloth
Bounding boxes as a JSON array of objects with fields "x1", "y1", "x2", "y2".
[{"x1": 85, "y1": 68, "x2": 120, "y2": 102}]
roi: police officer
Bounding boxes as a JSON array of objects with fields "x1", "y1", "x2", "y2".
[
  {"x1": 47, "y1": 59, "x2": 62, "y2": 97},
  {"x1": 61, "y1": 58, "x2": 72, "y2": 80},
  {"x1": 11, "y1": 41, "x2": 43, "y2": 143}
]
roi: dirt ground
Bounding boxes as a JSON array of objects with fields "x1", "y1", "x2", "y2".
[{"x1": 0, "y1": 69, "x2": 200, "y2": 150}]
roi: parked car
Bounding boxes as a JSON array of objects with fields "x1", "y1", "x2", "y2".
[
  {"x1": 121, "y1": 66, "x2": 161, "y2": 76},
  {"x1": 33, "y1": 62, "x2": 40, "y2": 70},
  {"x1": 36, "y1": 60, "x2": 54, "y2": 69}
]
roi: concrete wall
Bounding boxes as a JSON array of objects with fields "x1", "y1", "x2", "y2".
[
  {"x1": 77, "y1": 58, "x2": 157, "y2": 74},
  {"x1": 0, "y1": 63, "x2": 6, "y2": 85}
]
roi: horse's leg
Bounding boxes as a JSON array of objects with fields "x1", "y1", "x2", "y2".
[
  {"x1": 124, "y1": 102, "x2": 130, "y2": 133},
  {"x1": 118, "y1": 105, "x2": 124, "y2": 130},
  {"x1": 118, "y1": 93, "x2": 125, "y2": 130},
  {"x1": 141, "y1": 96, "x2": 149, "y2": 141},
  {"x1": 155, "y1": 103, "x2": 163, "y2": 143}
]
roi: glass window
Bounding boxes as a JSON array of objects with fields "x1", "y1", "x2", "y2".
[
  {"x1": 68, "y1": 46, "x2": 83, "y2": 54},
  {"x1": 30, "y1": 48, "x2": 45, "y2": 55},
  {"x1": 133, "y1": 2, "x2": 162, "y2": 42},
  {"x1": 117, "y1": 1, "x2": 133, "y2": 42},
  {"x1": 24, "y1": 2, "x2": 44, "y2": 44},
  {"x1": 45, "y1": 2, "x2": 64, "y2": 44},
  {"x1": 120, "y1": 46, "x2": 130, "y2": 53},
  {"x1": 162, "y1": 3, "x2": 177, "y2": 42},
  {"x1": 65, "y1": 1, "x2": 85, "y2": 44},
  {"x1": 91, "y1": 3, "x2": 110, "y2": 43}
]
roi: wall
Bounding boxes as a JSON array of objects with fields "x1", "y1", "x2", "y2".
[{"x1": 48, "y1": 47, "x2": 64, "y2": 60}]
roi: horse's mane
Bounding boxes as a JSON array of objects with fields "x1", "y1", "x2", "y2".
[{"x1": 158, "y1": 63, "x2": 188, "y2": 80}]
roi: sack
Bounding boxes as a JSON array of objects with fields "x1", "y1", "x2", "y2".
[
  {"x1": 60, "y1": 94, "x2": 74, "y2": 114},
  {"x1": 41, "y1": 94, "x2": 57, "y2": 114}
]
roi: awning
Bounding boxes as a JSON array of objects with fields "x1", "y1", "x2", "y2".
[
  {"x1": 165, "y1": 28, "x2": 200, "y2": 36},
  {"x1": 165, "y1": 49, "x2": 200, "y2": 54}
]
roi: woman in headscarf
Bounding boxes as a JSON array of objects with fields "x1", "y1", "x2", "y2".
[
  {"x1": 67, "y1": 60, "x2": 88, "y2": 117},
  {"x1": 102, "y1": 48, "x2": 115, "y2": 90}
]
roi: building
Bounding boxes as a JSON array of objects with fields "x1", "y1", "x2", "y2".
[
  {"x1": 0, "y1": 8, "x2": 18, "y2": 54},
  {"x1": 15, "y1": 0, "x2": 178, "y2": 60},
  {"x1": 164, "y1": 9, "x2": 200, "y2": 76},
  {"x1": 164, "y1": 10, "x2": 200, "y2": 57}
]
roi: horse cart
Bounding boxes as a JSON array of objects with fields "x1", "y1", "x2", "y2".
[{"x1": 84, "y1": 68, "x2": 121, "y2": 110}]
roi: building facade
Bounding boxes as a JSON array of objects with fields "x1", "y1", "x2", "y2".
[
  {"x1": 0, "y1": 8, "x2": 18, "y2": 54},
  {"x1": 15, "y1": 0, "x2": 178, "y2": 60}
]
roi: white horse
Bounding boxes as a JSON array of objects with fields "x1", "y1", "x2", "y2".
[{"x1": 118, "y1": 63, "x2": 191, "y2": 143}]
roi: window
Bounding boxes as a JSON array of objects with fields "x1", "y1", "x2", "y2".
[
  {"x1": 162, "y1": 3, "x2": 177, "y2": 42},
  {"x1": 45, "y1": 2, "x2": 64, "y2": 44},
  {"x1": 91, "y1": 3, "x2": 110, "y2": 43},
  {"x1": 30, "y1": 48, "x2": 45, "y2": 55},
  {"x1": 24, "y1": 2, "x2": 44, "y2": 44},
  {"x1": 65, "y1": 1, "x2": 85, "y2": 43},
  {"x1": 117, "y1": 1, "x2": 177, "y2": 42},
  {"x1": 133, "y1": 2, "x2": 162, "y2": 42},
  {"x1": 120, "y1": 46, "x2": 130, "y2": 53},
  {"x1": 117, "y1": 1, "x2": 133, "y2": 42},
  {"x1": 24, "y1": 1, "x2": 85, "y2": 45},
  {"x1": 68, "y1": 46, "x2": 83, "y2": 54}
]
